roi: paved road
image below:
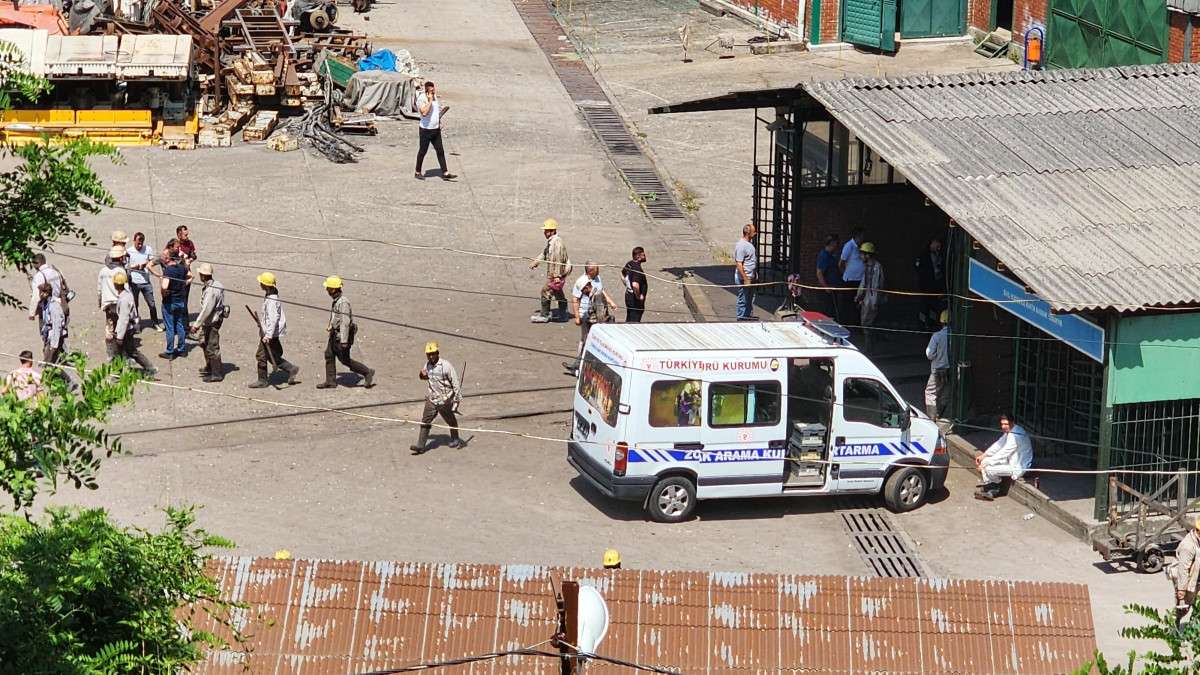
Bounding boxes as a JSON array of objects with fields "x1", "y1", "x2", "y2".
[{"x1": 0, "y1": 0, "x2": 1164, "y2": 661}]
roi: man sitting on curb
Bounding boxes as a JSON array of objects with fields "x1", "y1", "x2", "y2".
[{"x1": 974, "y1": 413, "x2": 1033, "y2": 501}]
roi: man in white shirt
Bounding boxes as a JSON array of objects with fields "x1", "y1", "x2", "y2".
[
  {"x1": 126, "y1": 232, "x2": 163, "y2": 332},
  {"x1": 414, "y1": 80, "x2": 457, "y2": 181},
  {"x1": 839, "y1": 227, "x2": 866, "y2": 285},
  {"x1": 563, "y1": 263, "x2": 616, "y2": 375},
  {"x1": 924, "y1": 310, "x2": 951, "y2": 421},
  {"x1": 975, "y1": 414, "x2": 1033, "y2": 501}
]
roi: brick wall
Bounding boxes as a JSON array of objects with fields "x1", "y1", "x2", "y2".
[
  {"x1": 723, "y1": 0, "x2": 802, "y2": 32},
  {"x1": 1167, "y1": 11, "x2": 1200, "y2": 63},
  {"x1": 967, "y1": 0, "x2": 991, "y2": 31},
  {"x1": 819, "y1": 0, "x2": 841, "y2": 43},
  {"x1": 1012, "y1": 0, "x2": 1047, "y2": 41}
]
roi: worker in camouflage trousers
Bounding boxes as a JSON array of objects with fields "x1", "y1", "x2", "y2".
[
  {"x1": 529, "y1": 218, "x2": 572, "y2": 323},
  {"x1": 249, "y1": 272, "x2": 301, "y2": 388},
  {"x1": 410, "y1": 341, "x2": 462, "y2": 454},
  {"x1": 318, "y1": 276, "x2": 375, "y2": 389},
  {"x1": 190, "y1": 263, "x2": 227, "y2": 383}
]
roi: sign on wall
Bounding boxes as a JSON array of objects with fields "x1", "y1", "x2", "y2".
[{"x1": 968, "y1": 258, "x2": 1105, "y2": 363}]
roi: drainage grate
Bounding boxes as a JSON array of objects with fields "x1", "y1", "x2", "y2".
[
  {"x1": 837, "y1": 504, "x2": 926, "y2": 578},
  {"x1": 512, "y1": 0, "x2": 690, "y2": 226}
]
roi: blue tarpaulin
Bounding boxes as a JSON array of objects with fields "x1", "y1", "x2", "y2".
[{"x1": 358, "y1": 49, "x2": 398, "y2": 72}]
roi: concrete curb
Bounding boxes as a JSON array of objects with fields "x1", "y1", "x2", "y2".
[
  {"x1": 946, "y1": 433, "x2": 1102, "y2": 544},
  {"x1": 680, "y1": 271, "x2": 719, "y2": 322}
]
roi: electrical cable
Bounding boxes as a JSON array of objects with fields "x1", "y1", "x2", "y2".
[
  {"x1": 101, "y1": 203, "x2": 1197, "y2": 312},
  {"x1": 355, "y1": 647, "x2": 680, "y2": 674},
  {"x1": 6, "y1": 349, "x2": 1198, "y2": 477}
]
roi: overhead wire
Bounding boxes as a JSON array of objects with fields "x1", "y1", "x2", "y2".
[
  {"x1": 5, "y1": 349, "x2": 1197, "y2": 477},
  {"x1": 102, "y1": 203, "x2": 1198, "y2": 312}
]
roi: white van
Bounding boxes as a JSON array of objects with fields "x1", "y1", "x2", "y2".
[{"x1": 567, "y1": 314, "x2": 948, "y2": 522}]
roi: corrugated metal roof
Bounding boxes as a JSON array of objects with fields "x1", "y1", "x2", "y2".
[
  {"x1": 801, "y1": 63, "x2": 1200, "y2": 311},
  {"x1": 194, "y1": 557, "x2": 1097, "y2": 674},
  {"x1": 1170, "y1": 0, "x2": 1200, "y2": 15}
]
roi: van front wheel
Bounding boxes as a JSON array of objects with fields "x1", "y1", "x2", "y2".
[
  {"x1": 883, "y1": 467, "x2": 928, "y2": 513},
  {"x1": 647, "y1": 476, "x2": 696, "y2": 523}
]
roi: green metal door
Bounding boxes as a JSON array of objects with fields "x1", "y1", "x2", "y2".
[
  {"x1": 1046, "y1": 0, "x2": 1167, "y2": 68},
  {"x1": 842, "y1": 0, "x2": 897, "y2": 51},
  {"x1": 899, "y1": 0, "x2": 964, "y2": 38}
]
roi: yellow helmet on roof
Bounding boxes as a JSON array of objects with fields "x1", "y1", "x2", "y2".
[
  {"x1": 603, "y1": 548, "x2": 621, "y2": 568},
  {"x1": 323, "y1": 275, "x2": 343, "y2": 289}
]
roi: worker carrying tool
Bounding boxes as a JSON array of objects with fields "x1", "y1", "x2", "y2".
[
  {"x1": 974, "y1": 413, "x2": 1033, "y2": 501},
  {"x1": 410, "y1": 341, "x2": 463, "y2": 454},
  {"x1": 1169, "y1": 519, "x2": 1200, "y2": 624},
  {"x1": 924, "y1": 309, "x2": 951, "y2": 421},
  {"x1": 318, "y1": 275, "x2": 375, "y2": 389},
  {"x1": 249, "y1": 272, "x2": 301, "y2": 389},
  {"x1": 529, "y1": 218, "x2": 572, "y2": 323}
]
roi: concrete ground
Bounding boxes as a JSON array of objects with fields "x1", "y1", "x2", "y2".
[{"x1": 0, "y1": 0, "x2": 1166, "y2": 663}]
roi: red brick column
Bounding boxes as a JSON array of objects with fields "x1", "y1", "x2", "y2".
[
  {"x1": 1012, "y1": 0, "x2": 1047, "y2": 41},
  {"x1": 967, "y1": 0, "x2": 991, "y2": 32}
]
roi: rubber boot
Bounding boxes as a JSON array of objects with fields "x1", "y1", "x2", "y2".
[
  {"x1": 554, "y1": 301, "x2": 570, "y2": 322},
  {"x1": 281, "y1": 361, "x2": 301, "y2": 385},
  {"x1": 531, "y1": 299, "x2": 552, "y2": 323},
  {"x1": 317, "y1": 358, "x2": 337, "y2": 388},
  {"x1": 410, "y1": 426, "x2": 430, "y2": 453}
]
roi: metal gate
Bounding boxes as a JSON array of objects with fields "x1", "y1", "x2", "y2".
[
  {"x1": 899, "y1": 0, "x2": 964, "y2": 38},
  {"x1": 1046, "y1": 0, "x2": 1167, "y2": 69},
  {"x1": 842, "y1": 0, "x2": 897, "y2": 51},
  {"x1": 1013, "y1": 321, "x2": 1102, "y2": 463}
]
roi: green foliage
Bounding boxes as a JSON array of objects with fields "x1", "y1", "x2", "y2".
[
  {"x1": 1076, "y1": 602, "x2": 1200, "y2": 674},
  {"x1": 0, "y1": 506, "x2": 240, "y2": 675},
  {"x1": 0, "y1": 353, "x2": 142, "y2": 514}
]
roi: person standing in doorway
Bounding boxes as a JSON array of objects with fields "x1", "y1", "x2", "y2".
[
  {"x1": 189, "y1": 263, "x2": 226, "y2": 383},
  {"x1": 733, "y1": 223, "x2": 757, "y2": 321},
  {"x1": 924, "y1": 310, "x2": 951, "y2": 421},
  {"x1": 414, "y1": 81, "x2": 457, "y2": 181},
  {"x1": 855, "y1": 242, "x2": 884, "y2": 355},
  {"x1": 249, "y1": 272, "x2": 301, "y2": 388},
  {"x1": 126, "y1": 232, "x2": 163, "y2": 332},
  {"x1": 839, "y1": 227, "x2": 865, "y2": 322},
  {"x1": 317, "y1": 276, "x2": 375, "y2": 389},
  {"x1": 622, "y1": 246, "x2": 648, "y2": 323},
  {"x1": 815, "y1": 234, "x2": 842, "y2": 320},
  {"x1": 915, "y1": 237, "x2": 946, "y2": 330},
  {"x1": 410, "y1": 341, "x2": 463, "y2": 454},
  {"x1": 529, "y1": 219, "x2": 572, "y2": 323}
]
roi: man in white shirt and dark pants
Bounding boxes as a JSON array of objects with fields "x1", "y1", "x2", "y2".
[
  {"x1": 414, "y1": 81, "x2": 457, "y2": 181},
  {"x1": 975, "y1": 414, "x2": 1033, "y2": 501}
]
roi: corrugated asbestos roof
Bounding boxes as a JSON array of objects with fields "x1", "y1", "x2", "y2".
[
  {"x1": 194, "y1": 556, "x2": 1096, "y2": 674},
  {"x1": 1169, "y1": 0, "x2": 1200, "y2": 14},
  {"x1": 801, "y1": 63, "x2": 1200, "y2": 311}
]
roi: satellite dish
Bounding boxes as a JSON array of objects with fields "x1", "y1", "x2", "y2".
[{"x1": 575, "y1": 585, "x2": 609, "y2": 654}]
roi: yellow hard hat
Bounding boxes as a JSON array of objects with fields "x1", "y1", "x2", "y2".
[
  {"x1": 273, "y1": 549, "x2": 291, "y2": 560},
  {"x1": 939, "y1": 309, "x2": 949, "y2": 324},
  {"x1": 257, "y1": 271, "x2": 277, "y2": 287},
  {"x1": 195, "y1": 262, "x2": 213, "y2": 277},
  {"x1": 603, "y1": 548, "x2": 621, "y2": 567},
  {"x1": 323, "y1": 275, "x2": 343, "y2": 289},
  {"x1": 424, "y1": 341, "x2": 440, "y2": 354},
  {"x1": 859, "y1": 242, "x2": 876, "y2": 254},
  {"x1": 109, "y1": 244, "x2": 126, "y2": 259},
  {"x1": 112, "y1": 270, "x2": 128, "y2": 285},
  {"x1": 110, "y1": 229, "x2": 128, "y2": 243},
  {"x1": 1195, "y1": 518, "x2": 1200, "y2": 532},
  {"x1": 542, "y1": 218, "x2": 559, "y2": 230}
]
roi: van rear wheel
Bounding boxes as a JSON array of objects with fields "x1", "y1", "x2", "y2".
[
  {"x1": 883, "y1": 466, "x2": 928, "y2": 513},
  {"x1": 647, "y1": 476, "x2": 696, "y2": 523}
]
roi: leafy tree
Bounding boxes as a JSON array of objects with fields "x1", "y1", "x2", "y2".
[
  {"x1": 1077, "y1": 603, "x2": 1200, "y2": 674},
  {"x1": 0, "y1": 506, "x2": 241, "y2": 674},
  {"x1": 0, "y1": 353, "x2": 141, "y2": 515}
]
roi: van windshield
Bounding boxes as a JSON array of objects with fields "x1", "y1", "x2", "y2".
[{"x1": 579, "y1": 352, "x2": 622, "y2": 427}]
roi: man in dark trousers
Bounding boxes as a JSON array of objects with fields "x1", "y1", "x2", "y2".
[
  {"x1": 410, "y1": 341, "x2": 463, "y2": 454},
  {"x1": 318, "y1": 276, "x2": 375, "y2": 389},
  {"x1": 112, "y1": 271, "x2": 157, "y2": 378},
  {"x1": 414, "y1": 81, "x2": 457, "y2": 181},
  {"x1": 189, "y1": 263, "x2": 226, "y2": 383},
  {"x1": 622, "y1": 246, "x2": 648, "y2": 323},
  {"x1": 249, "y1": 272, "x2": 301, "y2": 389}
]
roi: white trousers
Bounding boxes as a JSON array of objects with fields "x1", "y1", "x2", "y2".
[{"x1": 981, "y1": 464, "x2": 1019, "y2": 484}]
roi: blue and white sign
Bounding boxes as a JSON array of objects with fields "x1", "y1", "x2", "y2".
[{"x1": 968, "y1": 259, "x2": 1105, "y2": 363}]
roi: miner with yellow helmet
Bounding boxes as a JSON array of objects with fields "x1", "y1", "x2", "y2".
[
  {"x1": 111, "y1": 269, "x2": 157, "y2": 378},
  {"x1": 249, "y1": 272, "x2": 301, "y2": 389},
  {"x1": 853, "y1": 242, "x2": 884, "y2": 355},
  {"x1": 411, "y1": 340, "x2": 463, "y2": 454},
  {"x1": 318, "y1": 276, "x2": 374, "y2": 390},
  {"x1": 528, "y1": 218, "x2": 573, "y2": 323},
  {"x1": 99, "y1": 244, "x2": 128, "y2": 359},
  {"x1": 189, "y1": 262, "x2": 227, "y2": 383},
  {"x1": 924, "y1": 308, "x2": 951, "y2": 422}
]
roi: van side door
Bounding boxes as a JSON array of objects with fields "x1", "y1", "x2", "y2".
[
  {"x1": 833, "y1": 376, "x2": 908, "y2": 491},
  {"x1": 698, "y1": 376, "x2": 788, "y2": 498},
  {"x1": 635, "y1": 375, "x2": 705, "y2": 473}
]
